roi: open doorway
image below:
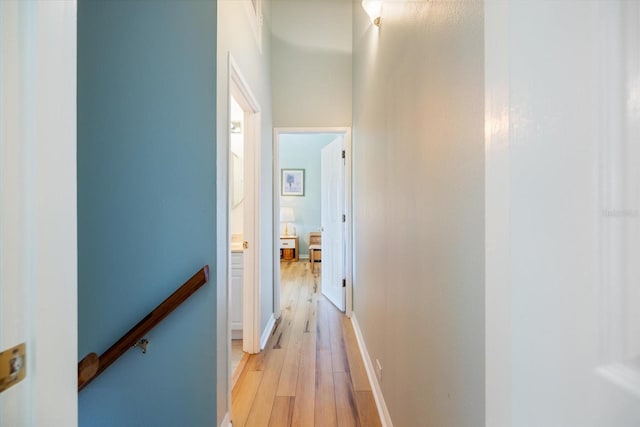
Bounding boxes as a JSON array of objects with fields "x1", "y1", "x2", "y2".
[
  {"x1": 228, "y1": 59, "x2": 262, "y2": 392},
  {"x1": 273, "y1": 128, "x2": 353, "y2": 318},
  {"x1": 229, "y1": 93, "x2": 247, "y2": 378}
]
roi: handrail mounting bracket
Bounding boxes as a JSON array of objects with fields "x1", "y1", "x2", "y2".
[{"x1": 133, "y1": 339, "x2": 149, "y2": 354}]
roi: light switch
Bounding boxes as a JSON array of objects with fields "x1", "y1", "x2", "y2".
[{"x1": 0, "y1": 343, "x2": 26, "y2": 393}]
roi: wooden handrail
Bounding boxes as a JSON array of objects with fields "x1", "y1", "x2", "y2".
[{"x1": 77, "y1": 265, "x2": 210, "y2": 391}]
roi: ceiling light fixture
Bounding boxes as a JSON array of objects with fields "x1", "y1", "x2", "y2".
[{"x1": 362, "y1": 0, "x2": 382, "y2": 27}]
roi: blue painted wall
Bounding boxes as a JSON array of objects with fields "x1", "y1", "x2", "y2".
[
  {"x1": 77, "y1": 1, "x2": 217, "y2": 425},
  {"x1": 280, "y1": 134, "x2": 336, "y2": 256}
]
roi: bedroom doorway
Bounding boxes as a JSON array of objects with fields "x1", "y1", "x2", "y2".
[{"x1": 272, "y1": 128, "x2": 353, "y2": 318}]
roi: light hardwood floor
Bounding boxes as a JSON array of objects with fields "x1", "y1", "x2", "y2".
[
  {"x1": 232, "y1": 339, "x2": 245, "y2": 373},
  {"x1": 232, "y1": 261, "x2": 381, "y2": 427}
]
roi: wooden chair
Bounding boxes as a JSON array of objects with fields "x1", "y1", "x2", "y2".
[{"x1": 308, "y1": 232, "x2": 322, "y2": 273}]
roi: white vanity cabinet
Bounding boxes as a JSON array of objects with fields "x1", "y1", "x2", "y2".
[{"x1": 231, "y1": 251, "x2": 243, "y2": 339}]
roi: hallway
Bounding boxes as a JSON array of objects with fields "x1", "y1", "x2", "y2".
[{"x1": 232, "y1": 261, "x2": 381, "y2": 426}]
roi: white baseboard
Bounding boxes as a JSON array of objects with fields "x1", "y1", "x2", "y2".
[
  {"x1": 260, "y1": 313, "x2": 276, "y2": 350},
  {"x1": 351, "y1": 314, "x2": 393, "y2": 427},
  {"x1": 300, "y1": 254, "x2": 310, "y2": 260},
  {"x1": 220, "y1": 412, "x2": 231, "y2": 426}
]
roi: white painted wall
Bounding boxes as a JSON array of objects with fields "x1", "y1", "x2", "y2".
[
  {"x1": 484, "y1": 1, "x2": 510, "y2": 426},
  {"x1": 271, "y1": 0, "x2": 352, "y2": 127},
  {"x1": 486, "y1": 1, "x2": 640, "y2": 425},
  {"x1": 216, "y1": 1, "x2": 273, "y2": 424},
  {"x1": 352, "y1": 1, "x2": 485, "y2": 425},
  {"x1": 0, "y1": 1, "x2": 77, "y2": 425}
]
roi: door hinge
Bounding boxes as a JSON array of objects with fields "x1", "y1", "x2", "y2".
[
  {"x1": 341, "y1": 150, "x2": 345, "y2": 159},
  {"x1": 342, "y1": 214, "x2": 346, "y2": 223},
  {"x1": 342, "y1": 279, "x2": 346, "y2": 288},
  {"x1": 243, "y1": 241, "x2": 249, "y2": 249}
]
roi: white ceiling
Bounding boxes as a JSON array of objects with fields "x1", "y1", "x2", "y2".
[{"x1": 271, "y1": 0, "x2": 353, "y2": 53}]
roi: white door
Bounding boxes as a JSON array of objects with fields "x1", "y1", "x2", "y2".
[
  {"x1": 321, "y1": 137, "x2": 345, "y2": 311},
  {"x1": 1, "y1": 2, "x2": 77, "y2": 425}
]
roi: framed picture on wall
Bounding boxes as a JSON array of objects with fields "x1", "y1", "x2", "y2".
[{"x1": 281, "y1": 169, "x2": 304, "y2": 196}]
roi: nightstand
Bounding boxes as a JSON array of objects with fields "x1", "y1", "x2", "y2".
[{"x1": 280, "y1": 236, "x2": 299, "y2": 261}]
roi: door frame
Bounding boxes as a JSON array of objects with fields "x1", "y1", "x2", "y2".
[
  {"x1": 272, "y1": 127, "x2": 353, "y2": 318},
  {"x1": 226, "y1": 55, "x2": 261, "y2": 362},
  {"x1": 0, "y1": 2, "x2": 78, "y2": 424}
]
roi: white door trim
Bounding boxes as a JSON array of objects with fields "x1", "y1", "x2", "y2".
[{"x1": 272, "y1": 127, "x2": 353, "y2": 318}]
